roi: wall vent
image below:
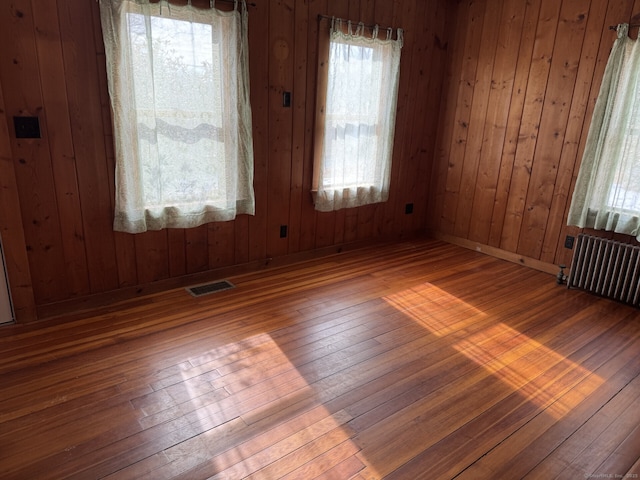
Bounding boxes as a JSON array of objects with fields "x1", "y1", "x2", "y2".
[{"x1": 186, "y1": 280, "x2": 234, "y2": 297}]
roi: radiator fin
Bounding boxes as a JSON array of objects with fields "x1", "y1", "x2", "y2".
[{"x1": 568, "y1": 234, "x2": 640, "y2": 307}]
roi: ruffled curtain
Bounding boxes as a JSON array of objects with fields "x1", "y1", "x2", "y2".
[
  {"x1": 313, "y1": 19, "x2": 403, "y2": 212},
  {"x1": 99, "y1": 0, "x2": 254, "y2": 233},
  {"x1": 568, "y1": 24, "x2": 640, "y2": 239}
]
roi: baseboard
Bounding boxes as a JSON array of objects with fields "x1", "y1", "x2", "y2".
[
  {"x1": 432, "y1": 231, "x2": 559, "y2": 276},
  {"x1": 34, "y1": 235, "x2": 412, "y2": 322},
  {"x1": 34, "y1": 231, "x2": 559, "y2": 322}
]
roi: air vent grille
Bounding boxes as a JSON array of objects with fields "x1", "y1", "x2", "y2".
[{"x1": 186, "y1": 280, "x2": 235, "y2": 297}]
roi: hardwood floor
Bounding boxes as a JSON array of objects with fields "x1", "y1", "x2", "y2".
[{"x1": 1, "y1": 238, "x2": 639, "y2": 479}]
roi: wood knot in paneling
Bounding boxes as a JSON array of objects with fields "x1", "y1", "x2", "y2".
[{"x1": 273, "y1": 39, "x2": 290, "y2": 62}]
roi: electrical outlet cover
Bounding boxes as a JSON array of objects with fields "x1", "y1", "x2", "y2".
[{"x1": 564, "y1": 235, "x2": 575, "y2": 249}]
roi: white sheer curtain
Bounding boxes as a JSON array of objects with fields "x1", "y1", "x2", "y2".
[
  {"x1": 99, "y1": 0, "x2": 254, "y2": 234},
  {"x1": 313, "y1": 20, "x2": 403, "y2": 212},
  {"x1": 568, "y1": 24, "x2": 640, "y2": 239}
]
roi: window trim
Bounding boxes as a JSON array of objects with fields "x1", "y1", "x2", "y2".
[
  {"x1": 99, "y1": 0, "x2": 254, "y2": 234},
  {"x1": 310, "y1": 17, "x2": 403, "y2": 212}
]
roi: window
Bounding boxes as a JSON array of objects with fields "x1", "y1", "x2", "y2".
[
  {"x1": 99, "y1": 0, "x2": 254, "y2": 234},
  {"x1": 312, "y1": 19, "x2": 403, "y2": 212},
  {"x1": 568, "y1": 23, "x2": 640, "y2": 239}
]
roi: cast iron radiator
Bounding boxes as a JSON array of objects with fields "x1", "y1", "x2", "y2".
[{"x1": 567, "y1": 233, "x2": 640, "y2": 306}]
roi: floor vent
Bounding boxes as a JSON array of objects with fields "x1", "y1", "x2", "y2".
[{"x1": 186, "y1": 280, "x2": 235, "y2": 297}]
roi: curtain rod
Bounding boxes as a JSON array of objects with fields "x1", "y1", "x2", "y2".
[
  {"x1": 217, "y1": 0, "x2": 256, "y2": 6},
  {"x1": 94, "y1": 0, "x2": 257, "y2": 6},
  {"x1": 609, "y1": 23, "x2": 640, "y2": 30},
  {"x1": 97, "y1": 0, "x2": 258, "y2": 7},
  {"x1": 317, "y1": 14, "x2": 398, "y2": 33}
]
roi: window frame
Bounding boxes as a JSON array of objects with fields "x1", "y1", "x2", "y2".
[
  {"x1": 311, "y1": 18, "x2": 403, "y2": 212},
  {"x1": 99, "y1": 0, "x2": 254, "y2": 234}
]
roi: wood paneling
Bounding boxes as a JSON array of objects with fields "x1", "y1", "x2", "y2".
[
  {"x1": 431, "y1": 0, "x2": 640, "y2": 270},
  {"x1": 518, "y1": 0, "x2": 591, "y2": 259},
  {"x1": 0, "y1": 79, "x2": 36, "y2": 322},
  {"x1": 0, "y1": 0, "x2": 68, "y2": 304},
  {"x1": 59, "y1": 0, "x2": 121, "y2": 294},
  {"x1": 7, "y1": 0, "x2": 637, "y2": 322},
  {"x1": 466, "y1": 0, "x2": 526, "y2": 245},
  {"x1": 0, "y1": 0, "x2": 447, "y2": 321}
]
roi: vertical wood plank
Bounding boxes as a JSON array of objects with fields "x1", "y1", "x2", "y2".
[
  {"x1": 348, "y1": 0, "x2": 359, "y2": 20},
  {"x1": 267, "y1": 0, "x2": 295, "y2": 257},
  {"x1": 247, "y1": 0, "x2": 269, "y2": 262},
  {"x1": 234, "y1": 216, "x2": 250, "y2": 266},
  {"x1": 537, "y1": 0, "x2": 604, "y2": 264},
  {"x1": 209, "y1": 221, "x2": 235, "y2": 270},
  {"x1": 167, "y1": 229, "x2": 186, "y2": 278},
  {"x1": 428, "y1": 1, "x2": 469, "y2": 233},
  {"x1": 0, "y1": 79, "x2": 36, "y2": 322},
  {"x1": 360, "y1": 0, "x2": 375, "y2": 24},
  {"x1": 453, "y1": 0, "x2": 503, "y2": 239},
  {"x1": 398, "y1": 0, "x2": 431, "y2": 237},
  {"x1": 382, "y1": 0, "x2": 419, "y2": 237},
  {"x1": 467, "y1": 0, "x2": 526, "y2": 245},
  {"x1": 185, "y1": 225, "x2": 208, "y2": 274},
  {"x1": 499, "y1": 0, "x2": 562, "y2": 253},
  {"x1": 58, "y1": 0, "x2": 119, "y2": 293},
  {"x1": 315, "y1": 211, "x2": 336, "y2": 248},
  {"x1": 113, "y1": 232, "x2": 138, "y2": 288},
  {"x1": 298, "y1": 0, "x2": 326, "y2": 252},
  {"x1": 249, "y1": 3, "x2": 269, "y2": 260},
  {"x1": 0, "y1": 0, "x2": 68, "y2": 304},
  {"x1": 32, "y1": 0, "x2": 91, "y2": 298},
  {"x1": 487, "y1": 0, "x2": 543, "y2": 248},
  {"x1": 134, "y1": 231, "x2": 169, "y2": 285},
  {"x1": 342, "y1": 208, "x2": 359, "y2": 244},
  {"x1": 439, "y1": 0, "x2": 487, "y2": 235},
  {"x1": 413, "y1": 0, "x2": 447, "y2": 234},
  {"x1": 517, "y1": 0, "x2": 591, "y2": 259},
  {"x1": 287, "y1": 0, "x2": 310, "y2": 254}
]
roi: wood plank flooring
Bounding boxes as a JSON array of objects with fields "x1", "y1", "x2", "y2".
[{"x1": 1, "y1": 238, "x2": 639, "y2": 479}]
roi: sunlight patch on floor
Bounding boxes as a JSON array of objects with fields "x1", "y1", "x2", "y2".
[
  {"x1": 384, "y1": 283, "x2": 603, "y2": 419},
  {"x1": 178, "y1": 335, "x2": 371, "y2": 478}
]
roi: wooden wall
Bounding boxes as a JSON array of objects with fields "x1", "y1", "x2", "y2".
[
  {"x1": 0, "y1": 0, "x2": 447, "y2": 321},
  {"x1": 8, "y1": 0, "x2": 638, "y2": 324},
  {"x1": 430, "y1": 0, "x2": 640, "y2": 270}
]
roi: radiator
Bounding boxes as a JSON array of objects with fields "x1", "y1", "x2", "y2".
[{"x1": 567, "y1": 234, "x2": 640, "y2": 306}]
